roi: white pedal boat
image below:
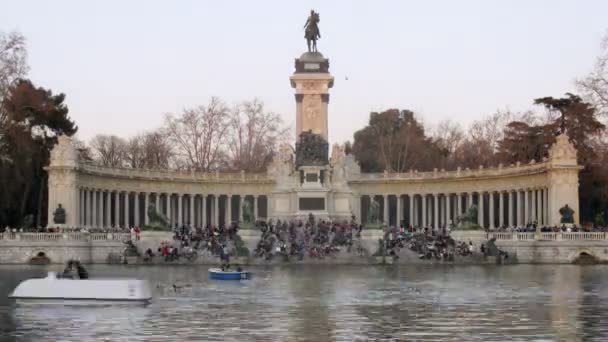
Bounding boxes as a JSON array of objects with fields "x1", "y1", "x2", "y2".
[{"x1": 9, "y1": 271, "x2": 152, "y2": 305}]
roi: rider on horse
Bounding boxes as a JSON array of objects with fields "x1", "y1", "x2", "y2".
[{"x1": 304, "y1": 10, "x2": 321, "y2": 52}]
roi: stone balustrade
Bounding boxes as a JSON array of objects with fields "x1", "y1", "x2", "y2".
[
  {"x1": 0, "y1": 232, "x2": 131, "y2": 242},
  {"x1": 352, "y1": 162, "x2": 548, "y2": 181},
  {"x1": 81, "y1": 163, "x2": 272, "y2": 183},
  {"x1": 487, "y1": 232, "x2": 606, "y2": 241}
]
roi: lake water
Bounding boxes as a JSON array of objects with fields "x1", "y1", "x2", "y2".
[{"x1": 1, "y1": 264, "x2": 608, "y2": 341}]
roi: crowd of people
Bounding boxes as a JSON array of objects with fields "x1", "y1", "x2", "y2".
[
  {"x1": 254, "y1": 215, "x2": 364, "y2": 261},
  {"x1": 145, "y1": 222, "x2": 244, "y2": 263},
  {"x1": 381, "y1": 226, "x2": 475, "y2": 261}
]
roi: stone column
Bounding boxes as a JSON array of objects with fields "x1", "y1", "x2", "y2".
[
  {"x1": 155, "y1": 193, "x2": 160, "y2": 217},
  {"x1": 530, "y1": 189, "x2": 536, "y2": 224},
  {"x1": 114, "y1": 191, "x2": 120, "y2": 228},
  {"x1": 457, "y1": 193, "x2": 462, "y2": 217},
  {"x1": 498, "y1": 191, "x2": 504, "y2": 228},
  {"x1": 516, "y1": 191, "x2": 522, "y2": 226},
  {"x1": 536, "y1": 189, "x2": 542, "y2": 226},
  {"x1": 91, "y1": 189, "x2": 97, "y2": 228},
  {"x1": 177, "y1": 194, "x2": 183, "y2": 227},
  {"x1": 433, "y1": 194, "x2": 439, "y2": 230},
  {"x1": 489, "y1": 192, "x2": 495, "y2": 229},
  {"x1": 396, "y1": 195, "x2": 402, "y2": 227},
  {"x1": 421, "y1": 195, "x2": 427, "y2": 228},
  {"x1": 543, "y1": 188, "x2": 550, "y2": 225},
  {"x1": 445, "y1": 194, "x2": 452, "y2": 227},
  {"x1": 105, "y1": 191, "x2": 111, "y2": 228},
  {"x1": 468, "y1": 192, "x2": 473, "y2": 210},
  {"x1": 253, "y1": 195, "x2": 259, "y2": 222},
  {"x1": 383, "y1": 195, "x2": 389, "y2": 225},
  {"x1": 508, "y1": 191, "x2": 514, "y2": 227},
  {"x1": 124, "y1": 192, "x2": 130, "y2": 228},
  {"x1": 134, "y1": 192, "x2": 140, "y2": 227},
  {"x1": 144, "y1": 192, "x2": 150, "y2": 226},
  {"x1": 226, "y1": 194, "x2": 232, "y2": 224},
  {"x1": 189, "y1": 194, "x2": 195, "y2": 226},
  {"x1": 202, "y1": 195, "x2": 207, "y2": 226},
  {"x1": 79, "y1": 188, "x2": 85, "y2": 226},
  {"x1": 408, "y1": 195, "x2": 414, "y2": 227},
  {"x1": 524, "y1": 189, "x2": 530, "y2": 225},
  {"x1": 477, "y1": 191, "x2": 483, "y2": 228},
  {"x1": 214, "y1": 195, "x2": 220, "y2": 226},
  {"x1": 239, "y1": 195, "x2": 244, "y2": 223},
  {"x1": 165, "y1": 193, "x2": 171, "y2": 225}
]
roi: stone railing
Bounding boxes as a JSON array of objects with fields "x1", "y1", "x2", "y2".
[
  {"x1": 352, "y1": 162, "x2": 548, "y2": 182},
  {"x1": 80, "y1": 164, "x2": 273, "y2": 183},
  {"x1": 0, "y1": 232, "x2": 131, "y2": 242},
  {"x1": 487, "y1": 232, "x2": 607, "y2": 241}
]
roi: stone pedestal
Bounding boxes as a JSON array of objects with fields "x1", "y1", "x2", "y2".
[{"x1": 290, "y1": 52, "x2": 334, "y2": 142}]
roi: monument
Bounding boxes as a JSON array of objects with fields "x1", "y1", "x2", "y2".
[{"x1": 45, "y1": 11, "x2": 581, "y2": 229}]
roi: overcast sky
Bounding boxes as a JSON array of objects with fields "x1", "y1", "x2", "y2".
[{"x1": 1, "y1": 0, "x2": 607, "y2": 145}]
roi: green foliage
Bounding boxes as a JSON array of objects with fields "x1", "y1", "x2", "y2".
[
  {"x1": 0, "y1": 79, "x2": 77, "y2": 227},
  {"x1": 352, "y1": 109, "x2": 442, "y2": 172},
  {"x1": 594, "y1": 212, "x2": 606, "y2": 227}
]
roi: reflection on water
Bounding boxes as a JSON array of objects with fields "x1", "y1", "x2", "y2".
[{"x1": 1, "y1": 264, "x2": 608, "y2": 341}]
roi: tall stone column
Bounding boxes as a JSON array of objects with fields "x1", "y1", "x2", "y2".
[
  {"x1": 508, "y1": 191, "x2": 514, "y2": 227},
  {"x1": 457, "y1": 193, "x2": 462, "y2": 218},
  {"x1": 226, "y1": 194, "x2": 232, "y2": 225},
  {"x1": 124, "y1": 192, "x2": 130, "y2": 228},
  {"x1": 489, "y1": 192, "x2": 495, "y2": 229},
  {"x1": 105, "y1": 191, "x2": 111, "y2": 228},
  {"x1": 189, "y1": 194, "x2": 195, "y2": 226},
  {"x1": 515, "y1": 191, "x2": 522, "y2": 226},
  {"x1": 421, "y1": 195, "x2": 427, "y2": 228},
  {"x1": 202, "y1": 195, "x2": 207, "y2": 227},
  {"x1": 114, "y1": 191, "x2": 120, "y2": 228},
  {"x1": 214, "y1": 195, "x2": 220, "y2": 226},
  {"x1": 478, "y1": 192, "x2": 484, "y2": 228},
  {"x1": 79, "y1": 188, "x2": 84, "y2": 226},
  {"x1": 445, "y1": 193, "x2": 452, "y2": 227},
  {"x1": 253, "y1": 195, "x2": 259, "y2": 222},
  {"x1": 239, "y1": 195, "x2": 244, "y2": 223},
  {"x1": 536, "y1": 189, "x2": 542, "y2": 225},
  {"x1": 177, "y1": 194, "x2": 183, "y2": 227},
  {"x1": 409, "y1": 194, "x2": 414, "y2": 227},
  {"x1": 523, "y1": 189, "x2": 529, "y2": 225},
  {"x1": 468, "y1": 192, "x2": 473, "y2": 209},
  {"x1": 543, "y1": 188, "x2": 551, "y2": 225},
  {"x1": 91, "y1": 190, "x2": 97, "y2": 228},
  {"x1": 383, "y1": 195, "x2": 389, "y2": 226},
  {"x1": 499, "y1": 191, "x2": 504, "y2": 228},
  {"x1": 165, "y1": 193, "x2": 171, "y2": 225},
  {"x1": 134, "y1": 192, "x2": 140, "y2": 227},
  {"x1": 144, "y1": 192, "x2": 150, "y2": 226},
  {"x1": 433, "y1": 194, "x2": 439, "y2": 230},
  {"x1": 530, "y1": 189, "x2": 536, "y2": 224},
  {"x1": 413, "y1": 195, "x2": 418, "y2": 226},
  {"x1": 396, "y1": 195, "x2": 402, "y2": 227}
]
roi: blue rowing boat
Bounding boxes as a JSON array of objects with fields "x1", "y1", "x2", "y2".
[{"x1": 208, "y1": 268, "x2": 252, "y2": 280}]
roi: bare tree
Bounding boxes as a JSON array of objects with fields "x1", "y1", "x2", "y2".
[
  {"x1": 123, "y1": 131, "x2": 172, "y2": 169},
  {"x1": 163, "y1": 97, "x2": 231, "y2": 171},
  {"x1": 578, "y1": 32, "x2": 608, "y2": 119},
  {"x1": 89, "y1": 134, "x2": 127, "y2": 167},
  {"x1": 0, "y1": 31, "x2": 28, "y2": 106},
  {"x1": 226, "y1": 99, "x2": 288, "y2": 172}
]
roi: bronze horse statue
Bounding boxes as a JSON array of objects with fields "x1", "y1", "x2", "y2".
[{"x1": 304, "y1": 10, "x2": 321, "y2": 52}]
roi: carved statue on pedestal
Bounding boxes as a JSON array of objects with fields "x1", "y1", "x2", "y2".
[
  {"x1": 53, "y1": 204, "x2": 66, "y2": 224},
  {"x1": 559, "y1": 204, "x2": 575, "y2": 224}
]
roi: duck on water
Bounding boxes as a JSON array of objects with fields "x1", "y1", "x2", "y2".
[{"x1": 9, "y1": 259, "x2": 152, "y2": 305}]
